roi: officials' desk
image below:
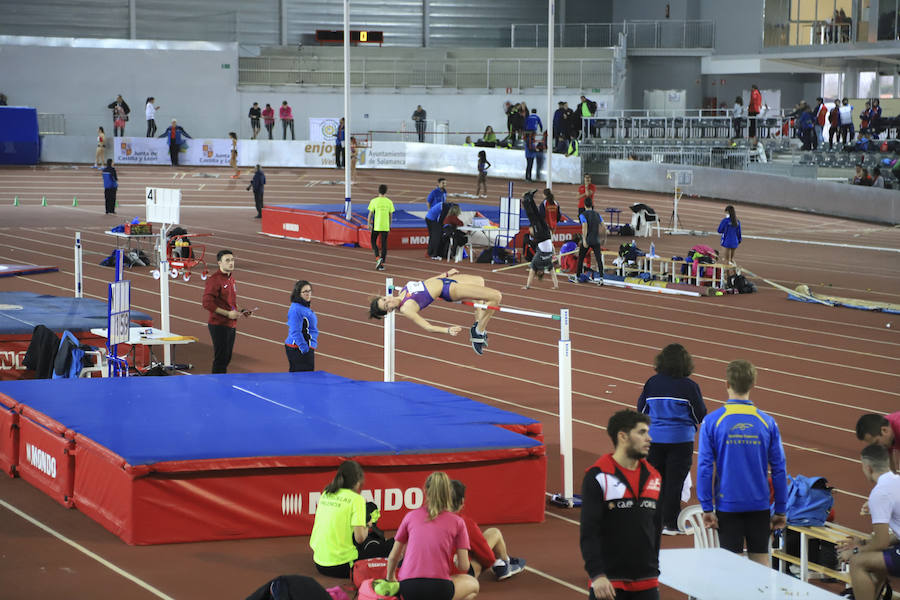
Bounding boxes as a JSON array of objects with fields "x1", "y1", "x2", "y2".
[
  {"x1": 659, "y1": 548, "x2": 843, "y2": 600},
  {"x1": 90, "y1": 327, "x2": 197, "y2": 369}
]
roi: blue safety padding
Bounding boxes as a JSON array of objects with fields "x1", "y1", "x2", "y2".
[
  {"x1": 0, "y1": 372, "x2": 541, "y2": 465},
  {"x1": 0, "y1": 292, "x2": 153, "y2": 335},
  {"x1": 272, "y1": 202, "x2": 578, "y2": 228},
  {"x1": 0, "y1": 107, "x2": 40, "y2": 165}
]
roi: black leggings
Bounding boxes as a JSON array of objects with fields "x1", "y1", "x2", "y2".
[
  {"x1": 647, "y1": 441, "x2": 694, "y2": 530},
  {"x1": 371, "y1": 230, "x2": 388, "y2": 261},
  {"x1": 146, "y1": 119, "x2": 156, "y2": 137},
  {"x1": 399, "y1": 578, "x2": 454, "y2": 600}
]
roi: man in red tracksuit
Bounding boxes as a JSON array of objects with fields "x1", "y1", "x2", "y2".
[
  {"x1": 202, "y1": 249, "x2": 251, "y2": 373},
  {"x1": 748, "y1": 84, "x2": 762, "y2": 141},
  {"x1": 580, "y1": 410, "x2": 661, "y2": 600}
]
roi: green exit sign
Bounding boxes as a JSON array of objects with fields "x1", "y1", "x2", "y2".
[{"x1": 221, "y1": 63, "x2": 231, "y2": 69}]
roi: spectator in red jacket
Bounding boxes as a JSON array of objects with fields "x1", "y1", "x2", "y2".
[
  {"x1": 449, "y1": 480, "x2": 525, "y2": 581},
  {"x1": 828, "y1": 100, "x2": 841, "y2": 149},
  {"x1": 279, "y1": 101, "x2": 294, "y2": 140},
  {"x1": 748, "y1": 85, "x2": 762, "y2": 141},
  {"x1": 262, "y1": 103, "x2": 275, "y2": 140},
  {"x1": 815, "y1": 97, "x2": 828, "y2": 148},
  {"x1": 202, "y1": 250, "x2": 252, "y2": 373}
]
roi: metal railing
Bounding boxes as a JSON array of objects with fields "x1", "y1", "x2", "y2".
[
  {"x1": 239, "y1": 56, "x2": 614, "y2": 89},
  {"x1": 581, "y1": 144, "x2": 749, "y2": 176},
  {"x1": 511, "y1": 20, "x2": 715, "y2": 49},
  {"x1": 38, "y1": 113, "x2": 65, "y2": 135},
  {"x1": 579, "y1": 110, "x2": 791, "y2": 146}
]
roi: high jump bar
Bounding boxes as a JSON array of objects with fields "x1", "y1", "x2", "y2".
[
  {"x1": 383, "y1": 278, "x2": 577, "y2": 507},
  {"x1": 459, "y1": 300, "x2": 561, "y2": 321}
]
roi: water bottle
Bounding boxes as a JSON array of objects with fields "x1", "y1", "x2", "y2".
[{"x1": 650, "y1": 241, "x2": 656, "y2": 257}]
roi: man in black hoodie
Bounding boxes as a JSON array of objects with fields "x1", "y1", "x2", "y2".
[{"x1": 580, "y1": 410, "x2": 661, "y2": 600}]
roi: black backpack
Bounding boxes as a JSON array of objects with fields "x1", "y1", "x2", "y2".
[{"x1": 728, "y1": 273, "x2": 756, "y2": 293}]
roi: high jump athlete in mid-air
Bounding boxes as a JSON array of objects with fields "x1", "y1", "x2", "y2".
[{"x1": 368, "y1": 268, "x2": 502, "y2": 355}]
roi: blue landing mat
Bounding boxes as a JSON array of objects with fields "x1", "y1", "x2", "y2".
[
  {"x1": 0, "y1": 372, "x2": 540, "y2": 465},
  {"x1": 0, "y1": 292, "x2": 153, "y2": 335}
]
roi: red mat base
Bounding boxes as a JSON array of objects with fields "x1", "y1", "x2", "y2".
[{"x1": 71, "y1": 435, "x2": 545, "y2": 545}]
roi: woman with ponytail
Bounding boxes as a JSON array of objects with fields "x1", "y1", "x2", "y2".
[
  {"x1": 385, "y1": 472, "x2": 479, "y2": 600},
  {"x1": 717, "y1": 205, "x2": 742, "y2": 265},
  {"x1": 309, "y1": 460, "x2": 370, "y2": 578}
]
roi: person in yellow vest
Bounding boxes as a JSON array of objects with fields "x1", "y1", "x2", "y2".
[
  {"x1": 577, "y1": 95, "x2": 598, "y2": 139},
  {"x1": 367, "y1": 184, "x2": 394, "y2": 271},
  {"x1": 463, "y1": 136, "x2": 474, "y2": 147}
]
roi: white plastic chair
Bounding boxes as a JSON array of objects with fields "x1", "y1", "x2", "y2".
[
  {"x1": 678, "y1": 504, "x2": 719, "y2": 549},
  {"x1": 79, "y1": 349, "x2": 109, "y2": 378}
]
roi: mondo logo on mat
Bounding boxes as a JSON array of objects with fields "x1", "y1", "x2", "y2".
[
  {"x1": 281, "y1": 487, "x2": 425, "y2": 516},
  {"x1": 25, "y1": 443, "x2": 56, "y2": 479}
]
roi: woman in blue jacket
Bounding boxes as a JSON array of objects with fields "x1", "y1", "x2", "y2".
[
  {"x1": 637, "y1": 343, "x2": 707, "y2": 535},
  {"x1": 285, "y1": 280, "x2": 318, "y2": 372},
  {"x1": 717, "y1": 205, "x2": 742, "y2": 265}
]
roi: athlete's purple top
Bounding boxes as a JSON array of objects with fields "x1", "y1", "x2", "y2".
[
  {"x1": 398, "y1": 278, "x2": 456, "y2": 311},
  {"x1": 400, "y1": 281, "x2": 435, "y2": 310}
]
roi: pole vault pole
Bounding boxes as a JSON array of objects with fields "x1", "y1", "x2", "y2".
[
  {"x1": 558, "y1": 308, "x2": 574, "y2": 505},
  {"x1": 384, "y1": 278, "x2": 395, "y2": 382},
  {"x1": 343, "y1": 0, "x2": 352, "y2": 220},
  {"x1": 546, "y1": 0, "x2": 554, "y2": 192}
]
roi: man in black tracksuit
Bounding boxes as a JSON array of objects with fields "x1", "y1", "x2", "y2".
[
  {"x1": 580, "y1": 410, "x2": 662, "y2": 600},
  {"x1": 246, "y1": 164, "x2": 266, "y2": 219},
  {"x1": 576, "y1": 197, "x2": 606, "y2": 280}
]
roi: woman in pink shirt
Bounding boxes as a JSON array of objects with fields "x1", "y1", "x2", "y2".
[
  {"x1": 386, "y1": 472, "x2": 479, "y2": 600},
  {"x1": 262, "y1": 103, "x2": 275, "y2": 140},
  {"x1": 279, "y1": 101, "x2": 294, "y2": 140}
]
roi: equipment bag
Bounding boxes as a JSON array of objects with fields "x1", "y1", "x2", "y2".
[
  {"x1": 351, "y1": 558, "x2": 389, "y2": 590},
  {"x1": 785, "y1": 475, "x2": 834, "y2": 526}
]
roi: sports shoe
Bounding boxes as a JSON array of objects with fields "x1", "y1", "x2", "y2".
[
  {"x1": 431, "y1": 256, "x2": 442, "y2": 260},
  {"x1": 470, "y1": 324, "x2": 485, "y2": 355},
  {"x1": 375, "y1": 258, "x2": 384, "y2": 271},
  {"x1": 472, "y1": 322, "x2": 489, "y2": 347},
  {"x1": 494, "y1": 557, "x2": 526, "y2": 580}
]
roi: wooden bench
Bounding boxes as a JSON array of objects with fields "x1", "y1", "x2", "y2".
[{"x1": 771, "y1": 522, "x2": 867, "y2": 584}]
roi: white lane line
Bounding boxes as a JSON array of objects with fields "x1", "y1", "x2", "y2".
[
  {"x1": 0, "y1": 498, "x2": 177, "y2": 600},
  {"x1": 523, "y1": 565, "x2": 588, "y2": 595}
]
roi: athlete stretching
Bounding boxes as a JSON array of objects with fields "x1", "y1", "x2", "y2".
[{"x1": 368, "y1": 268, "x2": 501, "y2": 355}]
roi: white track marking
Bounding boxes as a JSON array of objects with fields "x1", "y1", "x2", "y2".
[{"x1": 0, "y1": 499, "x2": 177, "y2": 600}]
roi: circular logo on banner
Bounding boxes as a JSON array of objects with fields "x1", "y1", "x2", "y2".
[{"x1": 320, "y1": 119, "x2": 340, "y2": 139}]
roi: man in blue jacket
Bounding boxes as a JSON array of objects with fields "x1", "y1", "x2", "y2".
[
  {"x1": 697, "y1": 359, "x2": 787, "y2": 565},
  {"x1": 426, "y1": 177, "x2": 447, "y2": 208},
  {"x1": 246, "y1": 164, "x2": 266, "y2": 219},
  {"x1": 101, "y1": 159, "x2": 118, "y2": 215},
  {"x1": 425, "y1": 178, "x2": 447, "y2": 259},
  {"x1": 159, "y1": 119, "x2": 191, "y2": 166}
]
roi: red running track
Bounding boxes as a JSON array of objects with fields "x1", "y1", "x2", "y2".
[{"x1": 0, "y1": 164, "x2": 898, "y2": 599}]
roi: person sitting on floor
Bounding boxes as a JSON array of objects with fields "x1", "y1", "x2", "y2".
[
  {"x1": 449, "y1": 479, "x2": 525, "y2": 581},
  {"x1": 309, "y1": 460, "x2": 389, "y2": 578}
]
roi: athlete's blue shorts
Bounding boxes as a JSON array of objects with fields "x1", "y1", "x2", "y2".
[{"x1": 439, "y1": 278, "x2": 456, "y2": 302}]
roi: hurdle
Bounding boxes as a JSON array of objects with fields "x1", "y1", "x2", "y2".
[{"x1": 382, "y1": 278, "x2": 577, "y2": 506}]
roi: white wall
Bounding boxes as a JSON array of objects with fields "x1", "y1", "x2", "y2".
[
  {"x1": 0, "y1": 39, "x2": 239, "y2": 138},
  {"x1": 2, "y1": 39, "x2": 605, "y2": 144},
  {"x1": 235, "y1": 88, "x2": 613, "y2": 143}
]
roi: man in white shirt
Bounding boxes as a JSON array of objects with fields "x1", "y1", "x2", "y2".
[{"x1": 838, "y1": 444, "x2": 900, "y2": 600}]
